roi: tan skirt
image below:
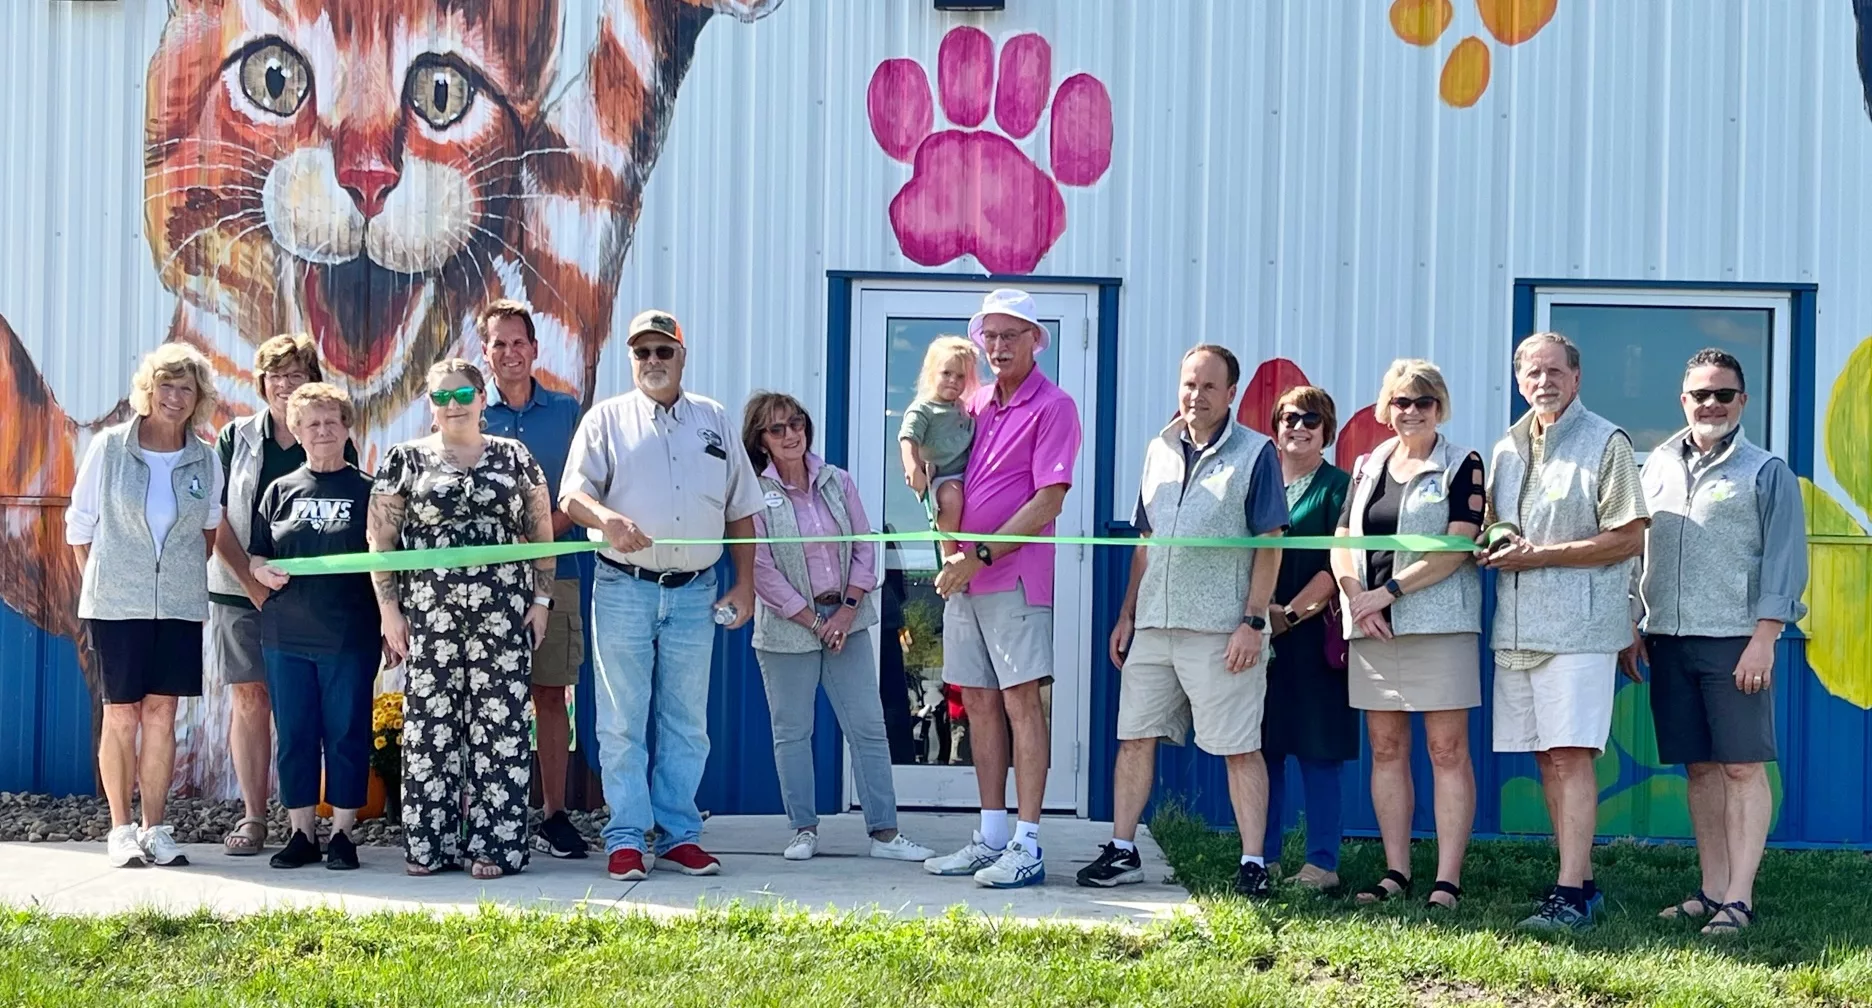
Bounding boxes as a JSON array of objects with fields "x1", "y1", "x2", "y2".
[{"x1": 1347, "y1": 633, "x2": 1481, "y2": 712}]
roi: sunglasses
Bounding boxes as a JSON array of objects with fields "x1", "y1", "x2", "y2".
[
  {"x1": 762, "y1": 416, "x2": 807, "y2": 439},
  {"x1": 1686, "y1": 388, "x2": 1741, "y2": 405},
  {"x1": 1278, "y1": 411, "x2": 1323, "y2": 430},
  {"x1": 632, "y1": 345, "x2": 679, "y2": 361},
  {"x1": 428, "y1": 386, "x2": 477, "y2": 406},
  {"x1": 1389, "y1": 395, "x2": 1438, "y2": 413}
]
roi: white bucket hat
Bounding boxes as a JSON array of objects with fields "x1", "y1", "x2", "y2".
[{"x1": 967, "y1": 288, "x2": 1048, "y2": 352}]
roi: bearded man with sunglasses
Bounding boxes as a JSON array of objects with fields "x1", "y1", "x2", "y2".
[
  {"x1": 1630, "y1": 348, "x2": 1806, "y2": 936},
  {"x1": 562, "y1": 309, "x2": 763, "y2": 882},
  {"x1": 1481, "y1": 331, "x2": 1649, "y2": 932}
]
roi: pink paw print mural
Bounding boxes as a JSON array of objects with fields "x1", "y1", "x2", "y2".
[{"x1": 867, "y1": 26, "x2": 1114, "y2": 274}]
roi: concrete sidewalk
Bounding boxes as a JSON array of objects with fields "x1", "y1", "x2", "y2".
[{"x1": 0, "y1": 813, "x2": 1191, "y2": 925}]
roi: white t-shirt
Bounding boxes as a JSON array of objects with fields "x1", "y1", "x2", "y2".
[{"x1": 66, "y1": 434, "x2": 225, "y2": 557}]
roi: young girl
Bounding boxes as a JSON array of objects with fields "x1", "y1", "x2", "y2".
[{"x1": 898, "y1": 336, "x2": 981, "y2": 558}]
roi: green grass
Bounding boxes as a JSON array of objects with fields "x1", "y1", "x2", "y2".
[{"x1": 2, "y1": 811, "x2": 1869, "y2": 1007}]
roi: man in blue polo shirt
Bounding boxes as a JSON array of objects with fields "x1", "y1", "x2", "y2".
[{"x1": 479, "y1": 299, "x2": 590, "y2": 860}]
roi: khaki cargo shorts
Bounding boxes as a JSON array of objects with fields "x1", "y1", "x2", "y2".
[
  {"x1": 532, "y1": 578, "x2": 586, "y2": 688},
  {"x1": 1117, "y1": 627, "x2": 1267, "y2": 756}
]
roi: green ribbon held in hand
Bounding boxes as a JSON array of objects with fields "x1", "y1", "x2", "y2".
[{"x1": 268, "y1": 530, "x2": 1479, "y2": 577}]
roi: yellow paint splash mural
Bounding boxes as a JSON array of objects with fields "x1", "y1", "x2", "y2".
[
  {"x1": 1390, "y1": 0, "x2": 1558, "y2": 107},
  {"x1": 1799, "y1": 334, "x2": 1872, "y2": 709}
]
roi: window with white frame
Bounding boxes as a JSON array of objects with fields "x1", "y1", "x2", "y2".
[{"x1": 1531, "y1": 287, "x2": 1793, "y2": 461}]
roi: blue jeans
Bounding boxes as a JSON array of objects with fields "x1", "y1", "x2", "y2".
[
  {"x1": 1263, "y1": 753, "x2": 1344, "y2": 872},
  {"x1": 590, "y1": 564, "x2": 718, "y2": 854},
  {"x1": 262, "y1": 646, "x2": 376, "y2": 810}
]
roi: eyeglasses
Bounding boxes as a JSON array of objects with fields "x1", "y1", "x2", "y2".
[
  {"x1": 1686, "y1": 388, "x2": 1741, "y2": 405},
  {"x1": 1389, "y1": 396, "x2": 1438, "y2": 413},
  {"x1": 1278, "y1": 411, "x2": 1323, "y2": 430},
  {"x1": 632, "y1": 345, "x2": 679, "y2": 361},
  {"x1": 979, "y1": 329, "x2": 1031, "y2": 344},
  {"x1": 762, "y1": 416, "x2": 807, "y2": 438},
  {"x1": 428, "y1": 386, "x2": 477, "y2": 406}
]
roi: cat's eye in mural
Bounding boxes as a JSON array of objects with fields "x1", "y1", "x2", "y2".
[
  {"x1": 236, "y1": 40, "x2": 311, "y2": 118},
  {"x1": 407, "y1": 58, "x2": 475, "y2": 130}
]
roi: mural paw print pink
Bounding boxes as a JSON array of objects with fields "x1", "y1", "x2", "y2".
[{"x1": 867, "y1": 27, "x2": 1113, "y2": 274}]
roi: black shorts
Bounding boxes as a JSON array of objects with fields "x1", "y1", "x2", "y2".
[
  {"x1": 1646, "y1": 634, "x2": 1777, "y2": 765},
  {"x1": 87, "y1": 618, "x2": 204, "y2": 704}
]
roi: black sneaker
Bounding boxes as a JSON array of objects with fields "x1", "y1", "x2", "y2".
[
  {"x1": 1075, "y1": 842, "x2": 1145, "y2": 888},
  {"x1": 325, "y1": 830, "x2": 360, "y2": 871},
  {"x1": 269, "y1": 829, "x2": 322, "y2": 869},
  {"x1": 1233, "y1": 860, "x2": 1272, "y2": 898},
  {"x1": 535, "y1": 811, "x2": 590, "y2": 860}
]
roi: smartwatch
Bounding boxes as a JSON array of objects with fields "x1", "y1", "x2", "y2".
[
  {"x1": 532, "y1": 593, "x2": 555, "y2": 610},
  {"x1": 974, "y1": 543, "x2": 994, "y2": 566},
  {"x1": 1280, "y1": 605, "x2": 1299, "y2": 624},
  {"x1": 842, "y1": 595, "x2": 861, "y2": 610},
  {"x1": 1241, "y1": 613, "x2": 1267, "y2": 631},
  {"x1": 1384, "y1": 578, "x2": 1405, "y2": 600}
]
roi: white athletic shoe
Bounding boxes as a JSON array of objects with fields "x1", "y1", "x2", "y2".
[
  {"x1": 869, "y1": 833, "x2": 937, "y2": 862},
  {"x1": 783, "y1": 830, "x2": 819, "y2": 861},
  {"x1": 106, "y1": 824, "x2": 146, "y2": 868},
  {"x1": 138, "y1": 824, "x2": 189, "y2": 867},
  {"x1": 922, "y1": 831, "x2": 1005, "y2": 876},
  {"x1": 974, "y1": 840, "x2": 1046, "y2": 889}
]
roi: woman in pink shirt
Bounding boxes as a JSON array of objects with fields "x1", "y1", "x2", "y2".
[{"x1": 740, "y1": 392, "x2": 936, "y2": 864}]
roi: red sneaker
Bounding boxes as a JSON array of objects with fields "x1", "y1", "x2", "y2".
[
  {"x1": 607, "y1": 848, "x2": 649, "y2": 881},
  {"x1": 655, "y1": 843, "x2": 721, "y2": 876}
]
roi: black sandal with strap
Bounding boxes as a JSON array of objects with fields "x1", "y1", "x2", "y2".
[
  {"x1": 1426, "y1": 880, "x2": 1463, "y2": 909},
  {"x1": 1355, "y1": 869, "x2": 1412, "y2": 904},
  {"x1": 1702, "y1": 901, "x2": 1756, "y2": 935},
  {"x1": 1660, "y1": 888, "x2": 1718, "y2": 920}
]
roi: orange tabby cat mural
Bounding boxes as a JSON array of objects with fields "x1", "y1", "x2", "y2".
[{"x1": 0, "y1": 0, "x2": 782, "y2": 797}]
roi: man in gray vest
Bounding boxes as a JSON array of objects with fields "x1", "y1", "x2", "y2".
[
  {"x1": 1632, "y1": 348, "x2": 1806, "y2": 936},
  {"x1": 1480, "y1": 331, "x2": 1648, "y2": 931},
  {"x1": 1086, "y1": 345, "x2": 1288, "y2": 897}
]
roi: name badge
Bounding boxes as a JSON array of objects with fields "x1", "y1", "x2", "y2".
[
  {"x1": 763, "y1": 490, "x2": 786, "y2": 510},
  {"x1": 1707, "y1": 478, "x2": 1737, "y2": 502}
]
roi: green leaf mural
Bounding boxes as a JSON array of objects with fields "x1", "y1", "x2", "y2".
[{"x1": 1801, "y1": 335, "x2": 1872, "y2": 709}]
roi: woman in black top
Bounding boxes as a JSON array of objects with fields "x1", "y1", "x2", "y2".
[
  {"x1": 249, "y1": 383, "x2": 381, "y2": 870},
  {"x1": 1331, "y1": 360, "x2": 1485, "y2": 909}
]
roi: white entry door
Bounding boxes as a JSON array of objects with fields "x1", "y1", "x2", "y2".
[{"x1": 847, "y1": 280, "x2": 1099, "y2": 815}]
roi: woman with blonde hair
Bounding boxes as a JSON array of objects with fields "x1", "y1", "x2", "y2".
[
  {"x1": 1331, "y1": 359, "x2": 1484, "y2": 909},
  {"x1": 65, "y1": 343, "x2": 224, "y2": 869},
  {"x1": 898, "y1": 336, "x2": 981, "y2": 556},
  {"x1": 368, "y1": 359, "x2": 556, "y2": 879}
]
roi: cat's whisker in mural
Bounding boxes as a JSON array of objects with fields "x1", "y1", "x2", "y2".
[
  {"x1": 157, "y1": 208, "x2": 266, "y2": 276},
  {"x1": 464, "y1": 147, "x2": 580, "y2": 181},
  {"x1": 468, "y1": 219, "x2": 574, "y2": 309},
  {"x1": 145, "y1": 136, "x2": 271, "y2": 162},
  {"x1": 495, "y1": 192, "x2": 629, "y2": 211},
  {"x1": 142, "y1": 185, "x2": 265, "y2": 205},
  {"x1": 142, "y1": 164, "x2": 269, "y2": 188}
]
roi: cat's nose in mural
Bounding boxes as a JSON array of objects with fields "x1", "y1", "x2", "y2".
[{"x1": 336, "y1": 166, "x2": 400, "y2": 218}]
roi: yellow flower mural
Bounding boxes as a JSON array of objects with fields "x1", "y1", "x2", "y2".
[
  {"x1": 1390, "y1": 0, "x2": 1559, "y2": 107},
  {"x1": 1800, "y1": 334, "x2": 1872, "y2": 709}
]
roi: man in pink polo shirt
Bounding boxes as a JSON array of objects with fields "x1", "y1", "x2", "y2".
[{"x1": 923, "y1": 288, "x2": 1082, "y2": 889}]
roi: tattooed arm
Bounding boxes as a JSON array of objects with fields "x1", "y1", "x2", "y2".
[
  {"x1": 524, "y1": 479, "x2": 557, "y2": 598},
  {"x1": 367, "y1": 490, "x2": 411, "y2": 664}
]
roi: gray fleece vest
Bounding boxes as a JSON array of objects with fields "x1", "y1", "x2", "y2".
[
  {"x1": 1639, "y1": 429, "x2": 1773, "y2": 638},
  {"x1": 1343, "y1": 435, "x2": 1482, "y2": 639},
  {"x1": 1486, "y1": 401, "x2": 1638, "y2": 654},
  {"x1": 77, "y1": 419, "x2": 216, "y2": 622},
  {"x1": 208, "y1": 411, "x2": 267, "y2": 597},
  {"x1": 750, "y1": 463, "x2": 879, "y2": 654},
  {"x1": 1135, "y1": 420, "x2": 1272, "y2": 634}
]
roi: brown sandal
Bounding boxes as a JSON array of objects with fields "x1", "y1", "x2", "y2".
[{"x1": 223, "y1": 816, "x2": 266, "y2": 856}]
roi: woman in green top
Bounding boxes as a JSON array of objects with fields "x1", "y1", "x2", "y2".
[{"x1": 1260, "y1": 386, "x2": 1356, "y2": 891}]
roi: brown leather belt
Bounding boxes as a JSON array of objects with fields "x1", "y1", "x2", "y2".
[{"x1": 813, "y1": 591, "x2": 843, "y2": 606}]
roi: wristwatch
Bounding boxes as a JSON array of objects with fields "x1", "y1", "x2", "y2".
[
  {"x1": 1241, "y1": 613, "x2": 1267, "y2": 631},
  {"x1": 974, "y1": 543, "x2": 994, "y2": 566},
  {"x1": 1280, "y1": 604, "x2": 1300, "y2": 624},
  {"x1": 1384, "y1": 578, "x2": 1405, "y2": 600},
  {"x1": 842, "y1": 595, "x2": 861, "y2": 609},
  {"x1": 532, "y1": 593, "x2": 554, "y2": 610}
]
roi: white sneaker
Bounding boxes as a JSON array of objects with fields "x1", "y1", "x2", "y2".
[
  {"x1": 107, "y1": 824, "x2": 146, "y2": 868},
  {"x1": 973, "y1": 839, "x2": 1046, "y2": 889},
  {"x1": 782, "y1": 830, "x2": 819, "y2": 861},
  {"x1": 138, "y1": 824, "x2": 189, "y2": 866},
  {"x1": 870, "y1": 833, "x2": 937, "y2": 862},
  {"x1": 923, "y1": 831, "x2": 1005, "y2": 876}
]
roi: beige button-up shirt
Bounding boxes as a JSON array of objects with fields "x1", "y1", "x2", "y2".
[{"x1": 561, "y1": 388, "x2": 763, "y2": 573}]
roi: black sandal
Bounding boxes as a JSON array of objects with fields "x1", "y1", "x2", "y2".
[
  {"x1": 1701, "y1": 901, "x2": 1756, "y2": 935},
  {"x1": 1426, "y1": 880, "x2": 1463, "y2": 909},
  {"x1": 1355, "y1": 869, "x2": 1412, "y2": 904},
  {"x1": 1660, "y1": 888, "x2": 1717, "y2": 920}
]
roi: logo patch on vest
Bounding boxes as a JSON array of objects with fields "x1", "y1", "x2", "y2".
[
  {"x1": 763, "y1": 490, "x2": 786, "y2": 510},
  {"x1": 1414, "y1": 476, "x2": 1446, "y2": 505},
  {"x1": 1706, "y1": 477, "x2": 1737, "y2": 502},
  {"x1": 186, "y1": 475, "x2": 205, "y2": 500},
  {"x1": 1541, "y1": 477, "x2": 1569, "y2": 502}
]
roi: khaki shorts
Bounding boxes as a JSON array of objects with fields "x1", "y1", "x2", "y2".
[
  {"x1": 532, "y1": 578, "x2": 586, "y2": 688},
  {"x1": 1491, "y1": 652, "x2": 1615, "y2": 753},
  {"x1": 211, "y1": 602, "x2": 267, "y2": 686},
  {"x1": 941, "y1": 589, "x2": 1053, "y2": 690},
  {"x1": 1117, "y1": 627, "x2": 1267, "y2": 756}
]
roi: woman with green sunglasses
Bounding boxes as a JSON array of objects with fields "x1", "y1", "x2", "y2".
[{"x1": 367, "y1": 359, "x2": 558, "y2": 881}]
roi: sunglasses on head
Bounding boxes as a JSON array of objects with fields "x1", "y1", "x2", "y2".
[
  {"x1": 1278, "y1": 411, "x2": 1323, "y2": 430},
  {"x1": 1686, "y1": 388, "x2": 1741, "y2": 405},
  {"x1": 428, "y1": 386, "x2": 477, "y2": 406},
  {"x1": 762, "y1": 416, "x2": 807, "y2": 438},
  {"x1": 1390, "y1": 395, "x2": 1438, "y2": 413},
  {"x1": 632, "y1": 344, "x2": 679, "y2": 361}
]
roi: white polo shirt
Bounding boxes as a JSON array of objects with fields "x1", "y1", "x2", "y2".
[{"x1": 561, "y1": 388, "x2": 763, "y2": 573}]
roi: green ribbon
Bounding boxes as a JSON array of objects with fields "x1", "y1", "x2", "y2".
[{"x1": 269, "y1": 531, "x2": 1479, "y2": 576}]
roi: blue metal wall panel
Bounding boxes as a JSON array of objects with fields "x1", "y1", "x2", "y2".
[{"x1": 0, "y1": 603, "x2": 90, "y2": 798}]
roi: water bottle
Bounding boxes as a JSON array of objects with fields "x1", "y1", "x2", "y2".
[{"x1": 712, "y1": 602, "x2": 738, "y2": 626}]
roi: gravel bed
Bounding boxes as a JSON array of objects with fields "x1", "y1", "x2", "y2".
[{"x1": 0, "y1": 792, "x2": 608, "y2": 848}]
